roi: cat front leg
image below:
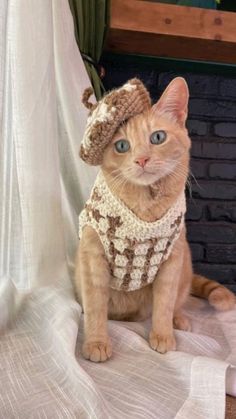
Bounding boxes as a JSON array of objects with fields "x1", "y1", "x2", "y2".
[
  {"x1": 149, "y1": 234, "x2": 184, "y2": 354},
  {"x1": 75, "y1": 226, "x2": 112, "y2": 362}
]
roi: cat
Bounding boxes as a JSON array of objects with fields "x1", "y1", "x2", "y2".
[{"x1": 74, "y1": 77, "x2": 235, "y2": 362}]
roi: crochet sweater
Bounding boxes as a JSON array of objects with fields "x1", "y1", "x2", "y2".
[{"x1": 79, "y1": 172, "x2": 186, "y2": 292}]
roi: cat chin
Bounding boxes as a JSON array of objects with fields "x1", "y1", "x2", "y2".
[
  {"x1": 128, "y1": 165, "x2": 177, "y2": 186},
  {"x1": 129, "y1": 172, "x2": 161, "y2": 186},
  {"x1": 133, "y1": 179, "x2": 159, "y2": 186}
]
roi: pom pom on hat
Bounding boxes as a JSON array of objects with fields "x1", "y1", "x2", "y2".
[{"x1": 80, "y1": 78, "x2": 151, "y2": 165}]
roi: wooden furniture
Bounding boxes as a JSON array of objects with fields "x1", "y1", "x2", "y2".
[
  {"x1": 226, "y1": 396, "x2": 236, "y2": 419},
  {"x1": 105, "y1": 0, "x2": 236, "y2": 65}
]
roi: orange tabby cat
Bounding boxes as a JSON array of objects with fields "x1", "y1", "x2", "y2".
[{"x1": 74, "y1": 77, "x2": 235, "y2": 362}]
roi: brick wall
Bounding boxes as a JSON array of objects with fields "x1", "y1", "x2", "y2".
[{"x1": 102, "y1": 57, "x2": 236, "y2": 292}]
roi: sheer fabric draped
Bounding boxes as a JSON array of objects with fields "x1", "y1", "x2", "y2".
[{"x1": 0, "y1": 1, "x2": 235, "y2": 418}]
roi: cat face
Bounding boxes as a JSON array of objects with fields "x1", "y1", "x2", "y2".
[{"x1": 102, "y1": 77, "x2": 191, "y2": 186}]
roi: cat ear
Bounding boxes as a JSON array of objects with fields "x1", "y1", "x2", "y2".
[{"x1": 152, "y1": 77, "x2": 189, "y2": 126}]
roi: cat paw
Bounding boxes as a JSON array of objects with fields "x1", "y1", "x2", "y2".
[
  {"x1": 173, "y1": 313, "x2": 191, "y2": 331},
  {"x1": 149, "y1": 330, "x2": 176, "y2": 354},
  {"x1": 82, "y1": 339, "x2": 112, "y2": 362}
]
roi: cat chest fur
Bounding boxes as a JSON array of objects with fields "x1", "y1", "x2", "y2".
[{"x1": 79, "y1": 172, "x2": 186, "y2": 292}]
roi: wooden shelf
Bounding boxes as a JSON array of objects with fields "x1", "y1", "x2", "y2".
[{"x1": 105, "y1": 0, "x2": 236, "y2": 64}]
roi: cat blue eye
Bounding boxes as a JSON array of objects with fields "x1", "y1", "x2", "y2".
[
  {"x1": 150, "y1": 130, "x2": 167, "y2": 145},
  {"x1": 114, "y1": 139, "x2": 130, "y2": 153}
]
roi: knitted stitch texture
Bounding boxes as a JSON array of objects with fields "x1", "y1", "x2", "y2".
[
  {"x1": 80, "y1": 78, "x2": 151, "y2": 165},
  {"x1": 79, "y1": 172, "x2": 186, "y2": 292}
]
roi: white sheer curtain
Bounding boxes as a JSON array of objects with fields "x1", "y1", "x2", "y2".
[
  {"x1": 0, "y1": 1, "x2": 235, "y2": 418},
  {"x1": 0, "y1": 0, "x2": 97, "y2": 294}
]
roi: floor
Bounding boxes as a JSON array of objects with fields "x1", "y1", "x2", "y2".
[{"x1": 226, "y1": 396, "x2": 236, "y2": 418}]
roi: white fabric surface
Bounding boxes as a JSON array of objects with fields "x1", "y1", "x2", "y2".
[{"x1": 0, "y1": 1, "x2": 235, "y2": 418}]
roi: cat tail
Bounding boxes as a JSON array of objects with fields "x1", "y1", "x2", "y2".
[{"x1": 191, "y1": 273, "x2": 235, "y2": 311}]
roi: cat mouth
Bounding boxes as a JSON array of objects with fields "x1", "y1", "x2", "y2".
[
  {"x1": 135, "y1": 169, "x2": 159, "y2": 184},
  {"x1": 134, "y1": 165, "x2": 174, "y2": 184},
  {"x1": 136, "y1": 168, "x2": 157, "y2": 177},
  {"x1": 143, "y1": 169, "x2": 156, "y2": 175}
]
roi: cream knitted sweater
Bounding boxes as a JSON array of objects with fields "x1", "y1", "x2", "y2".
[{"x1": 79, "y1": 172, "x2": 186, "y2": 292}]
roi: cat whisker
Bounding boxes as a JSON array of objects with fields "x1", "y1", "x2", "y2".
[{"x1": 109, "y1": 169, "x2": 133, "y2": 195}]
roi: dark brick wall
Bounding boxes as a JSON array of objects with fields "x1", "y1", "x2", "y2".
[
  {"x1": 176, "y1": 73, "x2": 236, "y2": 292},
  {"x1": 101, "y1": 57, "x2": 236, "y2": 292}
]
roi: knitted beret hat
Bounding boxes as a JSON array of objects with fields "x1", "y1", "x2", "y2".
[{"x1": 80, "y1": 78, "x2": 151, "y2": 165}]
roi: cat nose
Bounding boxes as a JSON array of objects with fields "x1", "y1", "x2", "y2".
[{"x1": 135, "y1": 157, "x2": 149, "y2": 168}]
